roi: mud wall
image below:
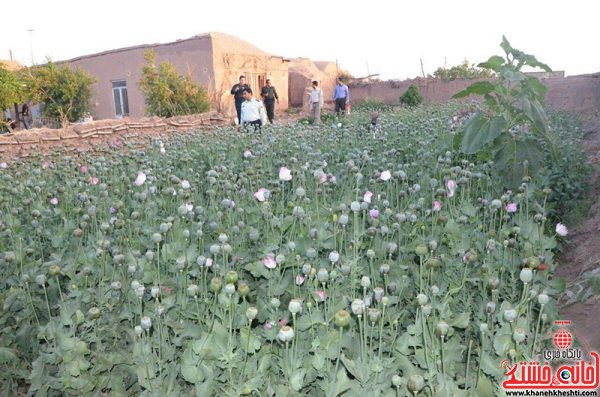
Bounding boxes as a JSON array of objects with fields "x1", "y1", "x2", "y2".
[{"x1": 350, "y1": 74, "x2": 600, "y2": 115}]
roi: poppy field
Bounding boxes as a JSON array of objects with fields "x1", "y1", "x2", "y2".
[{"x1": 0, "y1": 104, "x2": 589, "y2": 396}]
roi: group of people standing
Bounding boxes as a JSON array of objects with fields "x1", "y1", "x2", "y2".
[
  {"x1": 230, "y1": 76, "x2": 350, "y2": 131},
  {"x1": 230, "y1": 75, "x2": 278, "y2": 132},
  {"x1": 309, "y1": 77, "x2": 350, "y2": 125}
]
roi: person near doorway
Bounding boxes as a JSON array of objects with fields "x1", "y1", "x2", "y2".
[
  {"x1": 21, "y1": 103, "x2": 31, "y2": 129},
  {"x1": 260, "y1": 79, "x2": 279, "y2": 124},
  {"x1": 308, "y1": 80, "x2": 324, "y2": 125},
  {"x1": 241, "y1": 87, "x2": 267, "y2": 133},
  {"x1": 230, "y1": 75, "x2": 250, "y2": 125},
  {"x1": 332, "y1": 77, "x2": 349, "y2": 115}
]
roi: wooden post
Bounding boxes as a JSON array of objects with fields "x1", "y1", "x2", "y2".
[{"x1": 13, "y1": 103, "x2": 21, "y2": 130}]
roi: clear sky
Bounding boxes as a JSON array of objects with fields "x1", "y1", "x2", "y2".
[{"x1": 1, "y1": 0, "x2": 598, "y2": 80}]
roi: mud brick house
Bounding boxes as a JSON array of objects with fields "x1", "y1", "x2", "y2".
[{"x1": 61, "y1": 33, "x2": 295, "y2": 120}]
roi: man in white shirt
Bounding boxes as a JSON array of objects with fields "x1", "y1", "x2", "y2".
[
  {"x1": 308, "y1": 80, "x2": 324, "y2": 125},
  {"x1": 241, "y1": 87, "x2": 267, "y2": 132}
]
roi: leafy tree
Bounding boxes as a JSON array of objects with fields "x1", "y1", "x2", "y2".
[
  {"x1": 434, "y1": 60, "x2": 495, "y2": 81},
  {"x1": 400, "y1": 84, "x2": 423, "y2": 107},
  {"x1": 453, "y1": 36, "x2": 557, "y2": 188},
  {"x1": 24, "y1": 61, "x2": 95, "y2": 127},
  {"x1": 139, "y1": 50, "x2": 210, "y2": 118},
  {"x1": 0, "y1": 65, "x2": 24, "y2": 129}
]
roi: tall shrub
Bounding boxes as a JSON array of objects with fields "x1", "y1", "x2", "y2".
[
  {"x1": 400, "y1": 84, "x2": 423, "y2": 107},
  {"x1": 139, "y1": 50, "x2": 210, "y2": 118},
  {"x1": 24, "y1": 61, "x2": 95, "y2": 127},
  {"x1": 0, "y1": 66, "x2": 24, "y2": 117},
  {"x1": 453, "y1": 36, "x2": 557, "y2": 188}
]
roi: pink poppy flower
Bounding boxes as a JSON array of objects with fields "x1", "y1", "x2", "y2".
[
  {"x1": 0, "y1": 162, "x2": 8, "y2": 169},
  {"x1": 89, "y1": 176, "x2": 99, "y2": 185},
  {"x1": 506, "y1": 202, "x2": 517, "y2": 213},
  {"x1": 314, "y1": 290, "x2": 327, "y2": 302},
  {"x1": 185, "y1": 203, "x2": 194, "y2": 212},
  {"x1": 295, "y1": 274, "x2": 305, "y2": 286},
  {"x1": 319, "y1": 173, "x2": 328, "y2": 183},
  {"x1": 447, "y1": 179, "x2": 456, "y2": 198},
  {"x1": 243, "y1": 149, "x2": 252, "y2": 158},
  {"x1": 264, "y1": 320, "x2": 274, "y2": 330},
  {"x1": 369, "y1": 208, "x2": 379, "y2": 219},
  {"x1": 379, "y1": 170, "x2": 392, "y2": 181},
  {"x1": 329, "y1": 175, "x2": 337, "y2": 184},
  {"x1": 80, "y1": 165, "x2": 88, "y2": 174},
  {"x1": 263, "y1": 256, "x2": 276, "y2": 269},
  {"x1": 42, "y1": 161, "x2": 50, "y2": 169},
  {"x1": 279, "y1": 166, "x2": 292, "y2": 181},
  {"x1": 205, "y1": 258, "x2": 213, "y2": 267},
  {"x1": 50, "y1": 197, "x2": 58, "y2": 205},
  {"x1": 181, "y1": 180, "x2": 190, "y2": 189},
  {"x1": 134, "y1": 172, "x2": 146, "y2": 186},
  {"x1": 279, "y1": 319, "x2": 288, "y2": 326},
  {"x1": 254, "y1": 188, "x2": 268, "y2": 202},
  {"x1": 364, "y1": 191, "x2": 373, "y2": 203},
  {"x1": 433, "y1": 201, "x2": 442, "y2": 211},
  {"x1": 555, "y1": 223, "x2": 568, "y2": 237}
]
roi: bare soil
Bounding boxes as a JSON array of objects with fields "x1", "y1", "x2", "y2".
[{"x1": 556, "y1": 115, "x2": 600, "y2": 351}]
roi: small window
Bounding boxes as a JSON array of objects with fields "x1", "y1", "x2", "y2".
[{"x1": 112, "y1": 80, "x2": 129, "y2": 117}]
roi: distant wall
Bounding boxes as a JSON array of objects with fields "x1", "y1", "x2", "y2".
[{"x1": 349, "y1": 74, "x2": 600, "y2": 115}]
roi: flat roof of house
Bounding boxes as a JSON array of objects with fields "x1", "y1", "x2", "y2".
[{"x1": 60, "y1": 32, "x2": 286, "y2": 64}]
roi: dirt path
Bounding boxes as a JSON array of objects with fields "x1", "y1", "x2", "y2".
[{"x1": 556, "y1": 115, "x2": 600, "y2": 351}]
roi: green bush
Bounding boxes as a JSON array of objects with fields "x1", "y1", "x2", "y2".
[
  {"x1": 139, "y1": 50, "x2": 210, "y2": 118},
  {"x1": 0, "y1": 66, "x2": 24, "y2": 114},
  {"x1": 24, "y1": 61, "x2": 95, "y2": 127},
  {"x1": 399, "y1": 84, "x2": 423, "y2": 107},
  {"x1": 433, "y1": 59, "x2": 495, "y2": 81}
]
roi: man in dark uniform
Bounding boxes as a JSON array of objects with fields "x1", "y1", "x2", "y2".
[
  {"x1": 230, "y1": 75, "x2": 250, "y2": 125},
  {"x1": 260, "y1": 79, "x2": 279, "y2": 124}
]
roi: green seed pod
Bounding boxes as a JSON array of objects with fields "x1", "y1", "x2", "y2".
[
  {"x1": 513, "y1": 327, "x2": 526, "y2": 344},
  {"x1": 288, "y1": 298, "x2": 303, "y2": 314},
  {"x1": 225, "y1": 270, "x2": 238, "y2": 284},
  {"x1": 368, "y1": 308, "x2": 381, "y2": 323},
  {"x1": 504, "y1": 308, "x2": 517, "y2": 322},
  {"x1": 210, "y1": 277, "x2": 222, "y2": 293},
  {"x1": 334, "y1": 309, "x2": 351, "y2": 328},
  {"x1": 224, "y1": 283, "x2": 236, "y2": 295},
  {"x1": 237, "y1": 281, "x2": 250, "y2": 298},
  {"x1": 426, "y1": 256, "x2": 441, "y2": 269},
  {"x1": 88, "y1": 307, "x2": 101, "y2": 320},
  {"x1": 435, "y1": 321, "x2": 450, "y2": 338},
  {"x1": 49, "y1": 265, "x2": 61, "y2": 276},
  {"x1": 415, "y1": 244, "x2": 428, "y2": 257},
  {"x1": 520, "y1": 268, "x2": 533, "y2": 284},
  {"x1": 277, "y1": 325, "x2": 294, "y2": 343},
  {"x1": 407, "y1": 374, "x2": 425, "y2": 393},
  {"x1": 246, "y1": 306, "x2": 258, "y2": 321}
]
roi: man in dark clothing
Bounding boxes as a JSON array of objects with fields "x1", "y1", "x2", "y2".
[
  {"x1": 230, "y1": 75, "x2": 250, "y2": 125},
  {"x1": 260, "y1": 79, "x2": 279, "y2": 124}
]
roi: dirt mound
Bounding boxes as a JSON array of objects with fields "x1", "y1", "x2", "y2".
[
  {"x1": 557, "y1": 114, "x2": 600, "y2": 351},
  {"x1": 0, "y1": 111, "x2": 230, "y2": 160}
]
